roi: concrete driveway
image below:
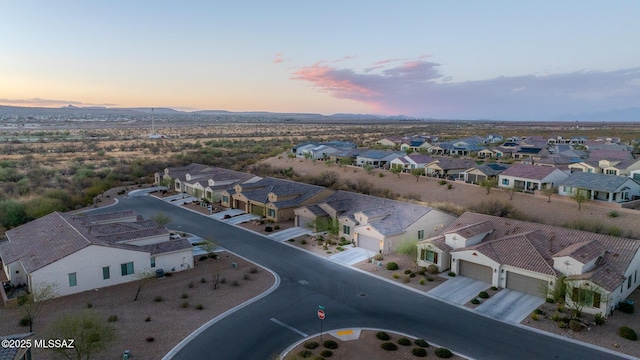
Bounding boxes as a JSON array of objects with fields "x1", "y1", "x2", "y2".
[
  {"x1": 267, "y1": 227, "x2": 314, "y2": 242},
  {"x1": 427, "y1": 276, "x2": 491, "y2": 305},
  {"x1": 209, "y1": 209, "x2": 245, "y2": 220},
  {"x1": 475, "y1": 289, "x2": 545, "y2": 323},
  {"x1": 329, "y1": 247, "x2": 371, "y2": 265}
]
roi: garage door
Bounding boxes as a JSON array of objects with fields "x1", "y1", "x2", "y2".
[
  {"x1": 234, "y1": 200, "x2": 246, "y2": 211},
  {"x1": 458, "y1": 260, "x2": 492, "y2": 283},
  {"x1": 506, "y1": 272, "x2": 546, "y2": 297},
  {"x1": 357, "y1": 234, "x2": 380, "y2": 253},
  {"x1": 250, "y1": 204, "x2": 264, "y2": 216}
]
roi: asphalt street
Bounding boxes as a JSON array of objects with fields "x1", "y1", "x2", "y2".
[{"x1": 96, "y1": 194, "x2": 627, "y2": 360}]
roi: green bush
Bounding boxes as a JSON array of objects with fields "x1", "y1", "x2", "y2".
[
  {"x1": 419, "y1": 278, "x2": 425, "y2": 285},
  {"x1": 386, "y1": 262, "x2": 399, "y2": 270},
  {"x1": 323, "y1": 340, "x2": 338, "y2": 349},
  {"x1": 435, "y1": 347, "x2": 453, "y2": 358},
  {"x1": 397, "y1": 337, "x2": 411, "y2": 346},
  {"x1": 594, "y1": 313, "x2": 606, "y2": 325},
  {"x1": 376, "y1": 331, "x2": 390, "y2": 340},
  {"x1": 530, "y1": 313, "x2": 539, "y2": 321},
  {"x1": 608, "y1": 210, "x2": 619, "y2": 218},
  {"x1": 490, "y1": 286, "x2": 498, "y2": 291},
  {"x1": 409, "y1": 272, "x2": 416, "y2": 278},
  {"x1": 265, "y1": 226, "x2": 273, "y2": 232},
  {"x1": 181, "y1": 302, "x2": 189, "y2": 308},
  {"x1": 392, "y1": 273, "x2": 400, "y2": 279},
  {"x1": 618, "y1": 326, "x2": 638, "y2": 341},
  {"x1": 19, "y1": 316, "x2": 31, "y2": 327},
  {"x1": 569, "y1": 320, "x2": 583, "y2": 332},
  {"x1": 297, "y1": 349, "x2": 313, "y2": 358},
  {"x1": 304, "y1": 341, "x2": 319, "y2": 349},
  {"x1": 412, "y1": 347, "x2": 427, "y2": 357},
  {"x1": 195, "y1": 304, "x2": 204, "y2": 310},
  {"x1": 427, "y1": 265, "x2": 439, "y2": 274},
  {"x1": 108, "y1": 315, "x2": 118, "y2": 322},
  {"x1": 404, "y1": 269, "x2": 412, "y2": 274},
  {"x1": 471, "y1": 298, "x2": 480, "y2": 305},
  {"x1": 415, "y1": 339, "x2": 429, "y2": 347},
  {"x1": 320, "y1": 349, "x2": 333, "y2": 357},
  {"x1": 300, "y1": 239, "x2": 307, "y2": 245},
  {"x1": 447, "y1": 272, "x2": 456, "y2": 277},
  {"x1": 438, "y1": 180, "x2": 447, "y2": 185},
  {"x1": 551, "y1": 312, "x2": 561, "y2": 322},
  {"x1": 478, "y1": 291, "x2": 489, "y2": 299},
  {"x1": 181, "y1": 293, "x2": 189, "y2": 299},
  {"x1": 545, "y1": 297, "x2": 554, "y2": 303},
  {"x1": 380, "y1": 342, "x2": 398, "y2": 351},
  {"x1": 374, "y1": 254, "x2": 384, "y2": 261},
  {"x1": 249, "y1": 266, "x2": 258, "y2": 274},
  {"x1": 153, "y1": 295, "x2": 163, "y2": 302},
  {"x1": 402, "y1": 277, "x2": 411, "y2": 283}
]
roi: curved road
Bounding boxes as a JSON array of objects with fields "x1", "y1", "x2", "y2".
[{"x1": 98, "y1": 194, "x2": 627, "y2": 360}]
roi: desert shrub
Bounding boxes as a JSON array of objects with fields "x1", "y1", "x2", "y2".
[
  {"x1": 594, "y1": 313, "x2": 606, "y2": 325},
  {"x1": 402, "y1": 277, "x2": 411, "y2": 283},
  {"x1": 551, "y1": 313, "x2": 561, "y2": 322},
  {"x1": 374, "y1": 254, "x2": 384, "y2": 261},
  {"x1": 409, "y1": 272, "x2": 416, "y2": 278},
  {"x1": 558, "y1": 321, "x2": 567, "y2": 329},
  {"x1": 323, "y1": 340, "x2": 338, "y2": 349},
  {"x1": 195, "y1": 304, "x2": 204, "y2": 310},
  {"x1": 608, "y1": 210, "x2": 619, "y2": 218},
  {"x1": 530, "y1": 313, "x2": 539, "y2": 321},
  {"x1": 447, "y1": 272, "x2": 456, "y2": 277},
  {"x1": 435, "y1": 348, "x2": 453, "y2": 358},
  {"x1": 287, "y1": 239, "x2": 295, "y2": 242},
  {"x1": 86, "y1": 302, "x2": 93, "y2": 308},
  {"x1": 438, "y1": 180, "x2": 447, "y2": 185},
  {"x1": 181, "y1": 302, "x2": 189, "y2": 308},
  {"x1": 419, "y1": 278, "x2": 425, "y2": 285},
  {"x1": 220, "y1": 277, "x2": 227, "y2": 284},
  {"x1": 427, "y1": 264, "x2": 439, "y2": 274},
  {"x1": 418, "y1": 270, "x2": 426, "y2": 276},
  {"x1": 300, "y1": 239, "x2": 307, "y2": 245},
  {"x1": 243, "y1": 274, "x2": 251, "y2": 280},
  {"x1": 619, "y1": 301, "x2": 635, "y2": 314},
  {"x1": 415, "y1": 339, "x2": 429, "y2": 347},
  {"x1": 264, "y1": 226, "x2": 273, "y2": 232},
  {"x1": 478, "y1": 291, "x2": 489, "y2": 299},
  {"x1": 320, "y1": 349, "x2": 333, "y2": 357},
  {"x1": 491, "y1": 286, "x2": 498, "y2": 291},
  {"x1": 108, "y1": 315, "x2": 118, "y2": 322},
  {"x1": 153, "y1": 295, "x2": 163, "y2": 302},
  {"x1": 534, "y1": 309, "x2": 545, "y2": 315},
  {"x1": 274, "y1": 225, "x2": 280, "y2": 230},
  {"x1": 426, "y1": 277, "x2": 434, "y2": 282},
  {"x1": 569, "y1": 320, "x2": 583, "y2": 332},
  {"x1": 404, "y1": 269, "x2": 412, "y2": 274},
  {"x1": 471, "y1": 298, "x2": 480, "y2": 305},
  {"x1": 618, "y1": 326, "x2": 638, "y2": 341},
  {"x1": 145, "y1": 316, "x2": 151, "y2": 322},
  {"x1": 200, "y1": 277, "x2": 207, "y2": 284},
  {"x1": 447, "y1": 184, "x2": 452, "y2": 190},
  {"x1": 386, "y1": 262, "x2": 399, "y2": 270},
  {"x1": 469, "y1": 200, "x2": 519, "y2": 218},
  {"x1": 188, "y1": 281, "x2": 195, "y2": 288},
  {"x1": 546, "y1": 297, "x2": 555, "y2": 303},
  {"x1": 322, "y1": 245, "x2": 328, "y2": 250},
  {"x1": 231, "y1": 280, "x2": 240, "y2": 287},
  {"x1": 199, "y1": 256, "x2": 208, "y2": 261},
  {"x1": 557, "y1": 304, "x2": 565, "y2": 313},
  {"x1": 397, "y1": 337, "x2": 411, "y2": 346},
  {"x1": 392, "y1": 274, "x2": 400, "y2": 279},
  {"x1": 297, "y1": 350, "x2": 313, "y2": 358},
  {"x1": 304, "y1": 341, "x2": 319, "y2": 349},
  {"x1": 380, "y1": 342, "x2": 398, "y2": 351},
  {"x1": 19, "y1": 316, "x2": 31, "y2": 327},
  {"x1": 376, "y1": 331, "x2": 390, "y2": 340},
  {"x1": 412, "y1": 347, "x2": 427, "y2": 357},
  {"x1": 249, "y1": 266, "x2": 258, "y2": 274},
  {"x1": 146, "y1": 337, "x2": 155, "y2": 342}
]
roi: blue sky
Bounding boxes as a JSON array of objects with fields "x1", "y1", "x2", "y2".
[{"x1": 1, "y1": 1, "x2": 639, "y2": 120}]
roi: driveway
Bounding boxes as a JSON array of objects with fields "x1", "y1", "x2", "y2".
[
  {"x1": 475, "y1": 289, "x2": 545, "y2": 322},
  {"x1": 329, "y1": 247, "x2": 371, "y2": 265},
  {"x1": 209, "y1": 209, "x2": 245, "y2": 220},
  {"x1": 223, "y1": 213, "x2": 260, "y2": 225},
  {"x1": 427, "y1": 276, "x2": 490, "y2": 305},
  {"x1": 267, "y1": 227, "x2": 314, "y2": 242}
]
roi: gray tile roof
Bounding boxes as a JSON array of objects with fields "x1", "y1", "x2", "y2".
[
  {"x1": 560, "y1": 172, "x2": 638, "y2": 192},
  {"x1": 237, "y1": 177, "x2": 331, "y2": 209},
  {"x1": 499, "y1": 164, "x2": 562, "y2": 180},
  {"x1": 447, "y1": 212, "x2": 640, "y2": 291}
]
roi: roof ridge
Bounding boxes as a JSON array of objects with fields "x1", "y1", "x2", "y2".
[{"x1": 59, "y1": 212, "x2": 92, "y2": 245}]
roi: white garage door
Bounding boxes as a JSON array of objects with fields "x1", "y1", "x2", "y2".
[
  {"x1": 506, "y1": 272, "x2": 546, "y2": 297},
  {"x1": 357, "y1": 234, "x2": 380, "y2": 253},
  {"x1": 458, "y1": 260, "x2": 492, "y2": 283}
]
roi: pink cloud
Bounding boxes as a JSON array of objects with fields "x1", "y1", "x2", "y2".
[
  {"x1": 273, "y1": 53, "x2": 284, "y2": 64},
  {"x1": 291, "y1": 56, "x2": 640, "y2": 119}
]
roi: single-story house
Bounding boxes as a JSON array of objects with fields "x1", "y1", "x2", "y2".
[
  {"x1": 498, "y1": 164, "x2": 569, "y2": 191},
  {"x1": 355, "y1": 150, "x2": 405, "y2": 168},
  {"x1": 513, "y1": 147, "x2": 551, "y2": 161},
  {"x1": 376, "y1": 136, "x2": 406, "y2": 148},
  {"x1": 0, "y1": 210, "x2": 193, "y2": 299},
  {"x1": 568, "y1": 160, "x2": 602, "y2": 174},
  {"x1": 558, "y1": 172, "x2": 640, "y2": 203},
  {"x1": 328, "y1": 148, "x2": 369, "y2": 166},
  {"x1": 461, "y1": 163, "x2": 509, "y2": 184},
  {"x1": 221, "y1": 177, "x2": 334, "y2": 222},
  {"x1": 448, "y1": 136, "x2": 484, "y2": 156},
  {"x1": 389, "y1": 154, "x2": 435, "y2": 173},
  {"x1": 400, "y1": 139, "x2": 432, "y2": 153},
  {"x1": 295, "y1": 191, "x2": 455, "y2": 254},
  {"x1": 477, "y1": 148, "x2": 505, "y2": 159},
  {"x1": 424, "y1": 158, "x2": 477, "y2": 179},
  {"x1": 417, "y1": 212, "x2": 640, "y2": 316},
  {"x1": 165, "y1": 165, "x2": 260, "y2": 202}
]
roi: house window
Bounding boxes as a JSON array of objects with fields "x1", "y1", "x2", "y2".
[
  {"x1": 571, "y1": 286, "x2": 601, "y2": 308},
  {"x1": 222, "y1": 195, "x2": 229, "y2": 203},
  {"x1": 501, "y1": 178, "x2": 509, "y2": 185},
  {"x1": 103, "y1": 266, "x2": 110, "y2": 280},
  {"x1": 606, "y1": 169, "x2": 617, "y2": 175},
  {"x1": 68, "y1": 273, "x2": 77, "y2": 287},
  {"x1": 418, "y1": 230, "x2": 425, "y2": 240},
  {"x1": 121, "y1": 262, "x2": 134, "y2": 276},
  {"x1": 151, "y1": 257, "x2": 156, "y2": 268},
  {"x1": 563, "y1": 186, "x2": 572, "y2": 193},
  {"x1": 420, "y1": 249, "x2": 438, "y2": 264},
  {"x1": 268, "y1": 208, "x2": 276, "y2": 218},
  {"x1": 629, "y1": 276, "x2": 633, "y2": 289},
  {"x1": 343, "y1": 225, "x2": 351, "y2": 235}
]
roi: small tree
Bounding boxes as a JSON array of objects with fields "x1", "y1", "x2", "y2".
[
  {"x1": 411, "y1": 168, "x2": 424, "y2": 182},
  {"x1": 390, "y1": 166, "x2": 402, "y2": 178},
  {"x1": 47, "y1": 310, "x2": 117, "y2": 360},
  {"x1": 151, "y1": 212, "x2": 171, "y2": 227},
  {"x1": 571, "y1": 189, "x2": 588, "y2": 210},
  {"x1": 566, "y1": 283, "x2": 593, "y2": 319},
  {"x1": 287, "y1": 152, "x2": 296, "y2": 161},
  {"x1": 506, "y1": 186, "x2": 518, "y2": 200},
  {"x1": 363, "y1": 164, "x2": 374, "y2": 175},
  {"x1": 303, "y1": 152, "x2": 313, "y2": 163},
  {"x1": 133, "y1": 270, "x2": 154, "y2": 302},
  {"x1": 338, "y1": 157, "x2": 351, "y2": 171},
  {"x1": 396, "y1": 238, "x2": 419, "y2": 270},
  {"x1": 542, "y1": 187, "x2": 557, "y2": 203},
  {"x1": 480, "y1": 179, "x2": 497, "y2": 194},
  {"x1": 201, "y1": 239, "x2": 218, "y2": 257},
  {"x1": 18, "y1": 282, "x2": 58, "y2": 332}
]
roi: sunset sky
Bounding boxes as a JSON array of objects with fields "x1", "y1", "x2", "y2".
[{"x1": 1, "y1": 1, "x2": 639, "y2": 120}]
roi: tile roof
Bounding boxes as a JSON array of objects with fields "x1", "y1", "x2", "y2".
[
  {"x1": 446, "y1": 212, "x2": 640, "y2": 291},
  {"x1": 553, "y1": 240, "x2": 606, "y2": 264},
  {"x1": 566, "y1": 262, "x2": 626, "y2": 292},
  {"x1": 237, "y1": 177, "x2": 331, "y2": 209},
  {"x1": 560, "y1": 172, "x2": 638, "y2": 192},
  {"x1": 499, "y1": 164, "x2": 563, "y2": 180},
  {"x1": 444, "y1": 221, "x2": 493, "y2": 239},
  {"x1": 587, "y1": 149, "x2": 634, "y2": 161}
]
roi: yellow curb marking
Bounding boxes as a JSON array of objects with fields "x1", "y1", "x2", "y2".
[{"x1": 336, "y1": 330, "x2": 354, "y2": 336}]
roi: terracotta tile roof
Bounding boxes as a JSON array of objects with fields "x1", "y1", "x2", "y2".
[
  {"x1": 553, "y1": 240, "x2": 607, "y2": 264},
  {"x1": 74, "y1": 210, "x2": 137, "y2": 224},
  {"x1": 446, "y1": 212, "x2": 640, "y2": 291},
  {"x1": 444, "y1": 221, "x2": 493, "y2": 239},
  {"x1": 567, "y1": 262, "x2": 626, "y2": 292},
  {"x1": 142, "y1": 238, "x2": 192, "y2": 255},
  {"x1": 427, "y1": 236, "x2": 451, "y2": 251}
]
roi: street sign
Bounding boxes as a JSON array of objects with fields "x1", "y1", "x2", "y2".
[{"x1": 317, "y1": 309, "x2": 325, "y2": 320}]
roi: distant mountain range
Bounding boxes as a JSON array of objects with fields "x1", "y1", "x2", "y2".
[{"x1": 551, "y1": 108, "x2": 640, "y2": 122}]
